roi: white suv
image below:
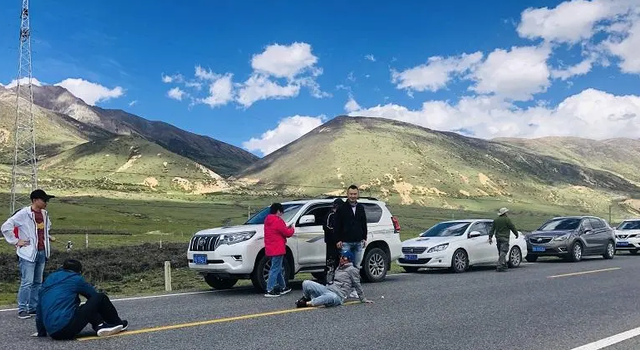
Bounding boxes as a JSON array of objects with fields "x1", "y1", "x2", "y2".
[{"x1": 187, "y1": 197, "x2": 402, "y2": 291}]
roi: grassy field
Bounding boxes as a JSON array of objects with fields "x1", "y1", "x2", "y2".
[{"x1": 0, "y1": 190, "x2": 628, "y2": 307}]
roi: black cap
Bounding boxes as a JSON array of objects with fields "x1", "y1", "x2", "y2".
[{"x1": 30, "y1": 189, "x2": 55, "y2": 201}]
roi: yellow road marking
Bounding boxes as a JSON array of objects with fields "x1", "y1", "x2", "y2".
[
  {"x1": 79, "y1": 301, "x2": 360, "y2": 341},
  {"x1": 547, "y1": 267, "x2": 621, "y2": 279}
]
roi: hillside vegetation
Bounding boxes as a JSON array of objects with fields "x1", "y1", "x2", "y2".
[{"x1": 238, "y1": 116, "x2": 640, "y2": 213}]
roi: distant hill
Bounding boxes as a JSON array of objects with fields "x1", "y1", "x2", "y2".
[
  {"x1": 40, "y1": 135, "x2": 228, "y2": 193},
  {"x1": 495, "y1": 137, "x2": 640, "y2": 184},
  {"x1": 237, "y1": 116, "x2": 640, "y2": 210},
  {"x1": 24, "y1": 85, "x2": 258, "y2": 176}
]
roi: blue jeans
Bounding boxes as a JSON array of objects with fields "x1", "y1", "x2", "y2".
[
  {"x1": 18, "y1": 250, "x2": 46, "y2": 313},
  {"x1": 302, "y1": 280, "x2": 342, "y2": 307},
  {"x1": 266, "y1": 255, "x2": 286, "y2": 292},
  {"x1": 341, "y1": 241, "x2": 364, "y2": 269}
]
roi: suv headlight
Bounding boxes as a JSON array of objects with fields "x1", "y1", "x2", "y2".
[
  {"x1": 427, "y1": 243, "x2": 449, "y2": 253},
  {"x1": 553, "y1": 233, "x2": 570, "y2": 241},
  {"x1": 217, "y1": 231, "x2": 256, "y2": 247}
]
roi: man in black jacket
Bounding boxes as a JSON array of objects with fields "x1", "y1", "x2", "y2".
[
  {"x1": 323, "y1": 198, "x2": 343, "y2": 284},
  {"x1": 334, "y1": 185, "x2": 367, "y2": 270}
]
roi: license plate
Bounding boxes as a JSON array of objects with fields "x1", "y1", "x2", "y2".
[
  {"x1": 405, "y1": 254, "x2": 418, "y2": 260},
  {"x1": 532, "y1": 246, "x2": 546, "y2": 252},
  {"x1": 194, "y1": 254, "x2": 208, "y2": 264},
  {"x1": 617, "y1": 241, "x2": 629, "y2": 246}
]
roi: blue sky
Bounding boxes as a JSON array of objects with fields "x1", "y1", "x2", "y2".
[{"x1": 0, "y1": 0, "x2": 639, "y2": 157}]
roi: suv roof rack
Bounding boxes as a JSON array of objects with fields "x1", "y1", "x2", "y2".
[{"x1": 323, "y1": 195, "x2": 378, "y2": 201}]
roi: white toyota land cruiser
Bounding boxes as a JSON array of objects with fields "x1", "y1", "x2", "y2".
[{"x1": 187, "y1": 196, "x2": 402, "y2": 292}]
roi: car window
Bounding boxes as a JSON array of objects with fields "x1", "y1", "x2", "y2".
[
  {"x1": 589, "y1": 218, "x2": 604, "y2": 229},
  {"x1": 581, "y1": 219, "x2": 593, "y2": 231},
  {"x1": 538, "y1": 218, "x2": 581, "y2": 231},
  {"x1": 362, "y1": 203, "x2": 383, "y2": 223},
  {"x1": 297, "y1": 205, "x2": 332, "y2": 227},
  {"x1": 618, "y1": 220, "x2": 640, "y2": 230},
  {"x1": 469, "y1": 222, "x2": 489, "y2": 235},
  {"x1": 420, "y1": 222, "x2": 470, "y2": 237},
  {"x1": 245, "y1": 204, "x2": 304, "y2": 225}
]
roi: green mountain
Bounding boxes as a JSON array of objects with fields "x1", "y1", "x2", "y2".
[
  {"x1": 237, "y1": 116, "x2": 640, "y2": 211},
  {"x1": 495, "y1": 137, "x2": 640, "y2": 185},
  {"x1": 40, "y1": 135, "x2": 228, "y2": 193},
  {"x1": 25, "y1": 85, "x2": 258, "y2": 176}
]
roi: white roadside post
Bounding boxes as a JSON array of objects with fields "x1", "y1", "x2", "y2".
[
  {"x1": 85, "y1": 233, "x2": 88, "y2": 249},
  {"x1": 164, "y1": 261, "x2": 172, "y2": 291}
]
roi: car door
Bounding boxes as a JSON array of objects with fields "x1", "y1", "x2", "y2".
[
  {"x1": 580, "y1": 218, "x2": 598, "y2": 254},
  {"x1": 293, "y1": 204, "x2": 331, "y2": 267},
  {"x1": 590, "y1": 218, "x2": 611, "y2": 249},
  {"x1": 362, "y1": 203, "x2": 385, "y2": 244},
  {"x1": 466, "y1": 221, "x2": 493, "y2": 264}
]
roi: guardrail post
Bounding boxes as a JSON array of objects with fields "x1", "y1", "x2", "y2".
[{"x1": 164, "y1": 261, "x2": 172, "y2": 291}]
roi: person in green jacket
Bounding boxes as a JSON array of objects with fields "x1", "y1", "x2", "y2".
[{"x1": 489, "y1": 207, "x2": 519, "y2": 272}]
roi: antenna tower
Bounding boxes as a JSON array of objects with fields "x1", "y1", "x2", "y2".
[{"x1": 10, "y1": 0, "x2": 37, "y2": 214}]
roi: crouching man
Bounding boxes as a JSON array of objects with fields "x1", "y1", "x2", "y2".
[
  {"x1": 33, "y1": 259, "x2": 128, "y2": 339},
  {"x1": 296, "y1": 251, "x2": 373, "y2": 308}
]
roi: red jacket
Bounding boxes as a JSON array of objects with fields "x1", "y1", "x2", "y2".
[{"x1": 264, "y1": 214, "x2": 295, "y2": 257}]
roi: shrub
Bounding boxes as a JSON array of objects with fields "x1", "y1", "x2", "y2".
[{"x1": 0, "y1": 242, "x2": 188, "y2": 283}]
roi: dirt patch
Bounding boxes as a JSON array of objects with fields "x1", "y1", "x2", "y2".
[
  {"x1": 116, "y1": 154, "x2": 141, "y2": 172},
  {"x1": 143, "y1": 177, "x2": 159, "y2": 188},
  {"x1": 459, "y1": 190, "x2": 470, "y2": 197},
  {"x1": 460, "y1": 174, "x2": 469, "y2": 184},
  {"x1": 415, "y1": 186, "x2": 447, "y2": 197},
  {"x1": 392, "y1": 181, "x2": 414, "y2": 205}
]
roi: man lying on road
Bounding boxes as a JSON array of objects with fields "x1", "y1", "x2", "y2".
[
  {"x1": 296, "y1": 251, "x2": 373, "y2": 308},
  {"x1": 33, "y1": 259, "x2": 128, "y2": 339}
]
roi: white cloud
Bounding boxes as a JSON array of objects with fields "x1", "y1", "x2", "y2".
[
  {"x1": 167, "y1": 87, "x2": 186, "y2": 101},
  {"x1": 344, "y1": 96, "x2": 361, "y2": 113},
  {"x1": 470, "y1": 46, "x2": 552, "y2": 101},
  {"x1": 551, "y1": 57, "x2": 595, "y2": 80},
  {"x1": 55, "y1": 78, "x2": 124, "y2": 105},
  {"x1": 199, "y1": 73, "x2": 234, "y2": 108},
  {"x1": 517, "y1": 0, "x2": 614, "y2": 43},
  {"x1": 391, "y1": 52, "x2": 483, "y2": 93},
  {"x1": 346, "y1": 88, "x2": 640, "y2": 140},
  {"x1": 185, "y1": 81, "x2": 203, "y2": 90},
  {"x1": 236, "y1": 74, "x2": 300, "y2": 108},
  {"x1": 251, "y1": 42, "x2": 319, "y2": 79},
  {"x1": 365, "y1": 54, "x2": 376, "y2": 62},
  {"x1": 605, "y1": 18, "x2": 640, "y2": 74},
  {"x1": 162, "y1": 73, "x2": 183, "y2": 83},
  {"x1": 5, "y1": 77, "x2": 44, "y2": 88},
  {"x1": 195, "y1": 66, "x2": 220, "y2": 81},
  {"x1": 242, "y1": 115, "x2": 325, "y2": 156},
  {"x1": 129, "y1": 100, "x2": 137, "y2": 106}
]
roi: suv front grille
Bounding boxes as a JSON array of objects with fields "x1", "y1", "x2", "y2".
[
  {"x1": 617, "y1": 234, "x2": 637, "y2": 239},
  {"x1": 402, "y1": 247, "x2": 427, "y2": 254},
  {"x1": 190, "y1": 235, "x2": 221, "y2": 252},
  {"x1": 529, "y1": 237, "x2": 552, "y2": 244}
]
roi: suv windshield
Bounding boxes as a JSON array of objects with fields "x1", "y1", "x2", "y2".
[
  {"x1": 420, "y1": 222, "x2": 470, "y2": 237},
  {"x1": 538, "y1": 218, "x2": 581, "y2": 231},
  {"x1": 245, "y1": 204, "x2": 304, "y2": 225},
  {"x1": 617, "y1": 220, "x2": 640, "y2": 230}
]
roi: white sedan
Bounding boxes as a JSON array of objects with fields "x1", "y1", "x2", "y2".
[
  {"x1": 398, "y1": 219, "x2": 528, "y2": 273},
  {"x1": 614, "y1": 219, "x2": 640, "y2": 254}
]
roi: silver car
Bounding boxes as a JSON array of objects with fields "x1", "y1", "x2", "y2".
[{"x1": 525, "y1": 216, "x2": 616, "y2": 262}]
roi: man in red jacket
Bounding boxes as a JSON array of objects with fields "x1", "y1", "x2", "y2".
[{"x1": 264, "y1": 203, "x2": 295, "y2": 297}]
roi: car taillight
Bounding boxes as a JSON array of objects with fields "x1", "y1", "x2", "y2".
[{"x1": 392, "y1": 216, "x2": 400, "y2": 234}]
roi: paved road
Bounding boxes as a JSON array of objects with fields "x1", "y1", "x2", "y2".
[{"x1": 2, "y1": 255, "x2": 640, "y2": 350}]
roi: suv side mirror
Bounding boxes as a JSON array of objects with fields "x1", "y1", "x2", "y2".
[
  {"x1": 468, "y1": 231, "x2": 482, "y2": 238},
  {"x1": 298, "y1": 215, "x2": 315, "y2": 225}
]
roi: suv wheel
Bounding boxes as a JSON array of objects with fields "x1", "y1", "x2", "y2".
[
  {"x1": 569, "y1": 242, "x2": 583, "y2": 262},
  {"x1": 603, "y1": 241, "x2": 615, "y2": 259},
  {"x1": 508, "y1": 247, "x2": 522, "y2": 268},
  {"x1": 251, "y1": 254, "x2": 291, "y2": 292},
  {"x1": 450, "y1": 249, "x2": 468, "y2": 273},
  {"x1": 204, "y1": 274, "x2": 238, "y2": 290},
  {"x1": 360, "y1": 247, "x2": 388, "y2": 282}
]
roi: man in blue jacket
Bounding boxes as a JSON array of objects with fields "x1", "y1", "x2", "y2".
[{"x1": 34, "y1": 259, "x2": 128, "y2": 339}]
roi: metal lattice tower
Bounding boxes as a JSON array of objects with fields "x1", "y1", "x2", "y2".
[{"x1": 10, "y1": 0, "x2": 37, "y2": 214}]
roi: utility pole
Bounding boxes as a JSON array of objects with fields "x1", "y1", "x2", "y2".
[{"x1": 10, "y1": 0, "x2": 38, "y2": 214}]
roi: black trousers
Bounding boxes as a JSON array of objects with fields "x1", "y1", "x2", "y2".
[
  {"x1": 51, "y1": 293, "x2": 123, "y2": 340},
  {"x1": 325, "y1": 243, "x2": 340, "y2": 284}
]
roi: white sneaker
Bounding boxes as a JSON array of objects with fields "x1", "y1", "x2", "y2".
[{"x1": 349, "y1": 290, "x2": 358, "y2": 298}]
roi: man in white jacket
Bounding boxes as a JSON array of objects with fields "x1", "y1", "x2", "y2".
[{"x1": 1, "y1": 189, "x2": 55, "y2": 319}]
